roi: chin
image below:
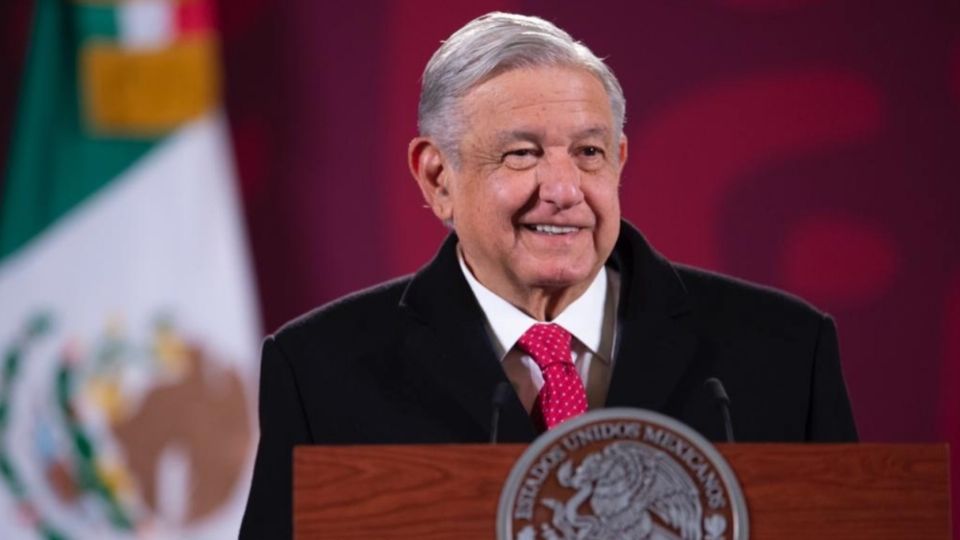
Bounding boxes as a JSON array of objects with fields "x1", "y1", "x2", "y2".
[{"x1": 524, "y1": 265, "x2": 594, "y2": 291}]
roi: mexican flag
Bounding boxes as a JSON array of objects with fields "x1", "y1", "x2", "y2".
[{"x1": 0, "y1": 0, "x2": 260, "y2": 538}]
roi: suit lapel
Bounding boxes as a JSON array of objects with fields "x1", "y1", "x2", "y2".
[
  {"x1": 399, "y1": 235, "x2": 536, "y2": 443},
  {"x1": 605, "y1": 222, "x2": 699, "y2": 411},
  {"x1": 606, "y1": 314, "x2": 698, "y2": 409}
]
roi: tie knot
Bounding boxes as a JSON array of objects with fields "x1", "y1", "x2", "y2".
[{"x1": 517, "y1": 323, "x2": 573, "y2": 370}]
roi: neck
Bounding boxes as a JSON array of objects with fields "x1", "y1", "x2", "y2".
[
  {"x1": 509, "y1": 283, "x2": 591, "y2": 321},
  {"x1": 458, "y1": 246, "x2": 597, "y2": 321}
]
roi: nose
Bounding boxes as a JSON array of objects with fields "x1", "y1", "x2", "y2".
[{"x1": 537, "y1": 154, "x2": 584, "y2": 209}]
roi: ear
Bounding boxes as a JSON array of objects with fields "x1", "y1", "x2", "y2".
[
  {"x1": 408, "y1": 136, "x2": 453, "y2": 222},
  {"x1": 617, "y1": 133, "x2": 628, "y2": 171}
]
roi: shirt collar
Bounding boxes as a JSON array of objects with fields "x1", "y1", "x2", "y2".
[{"x1": 457, "y1": 247, "x2": 610, "y2": 361}]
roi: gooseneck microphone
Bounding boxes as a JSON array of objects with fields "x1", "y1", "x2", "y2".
[
  {"x1": 490, "y1": 381, "x2": 513, "y2": 444},
  {"x1": 704, "y1": 377, "x2": 735, "y2": 443}
]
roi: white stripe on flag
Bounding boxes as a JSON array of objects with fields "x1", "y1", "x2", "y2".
[{"x1": 119, "y1": 0, "x2": 175, "y2": 51}]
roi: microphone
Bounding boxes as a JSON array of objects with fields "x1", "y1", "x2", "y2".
[
  {"x1": 490, "y1": 381, "x2": 512, "y2": 444},
  {"x1": 704, "y1": 377, "x2": 735, "y2": 443}
]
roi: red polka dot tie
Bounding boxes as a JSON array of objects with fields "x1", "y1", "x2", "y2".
[{"x1": 517, "y1": 323, "x2": 588, "y2": 430}]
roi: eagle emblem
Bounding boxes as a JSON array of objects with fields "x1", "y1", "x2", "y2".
[
  {"x1": 498, "y1": 409, "x2": 746, "y2": 540},
  {"x1": 540, "y1": 441, "x2": 703, "y2": 540}
]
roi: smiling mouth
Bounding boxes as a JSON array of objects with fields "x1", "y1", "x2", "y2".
[{"x1": 524, "y1": 224, "x2": 581, "y2": 235}]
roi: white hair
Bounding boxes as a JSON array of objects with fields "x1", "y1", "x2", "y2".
[{"x1": 418, "y1": 12, "x2": 626, "y2": 167}]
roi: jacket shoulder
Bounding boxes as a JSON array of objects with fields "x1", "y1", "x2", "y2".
[
  {"x1": 673, "y1": 264, "x2": 829, "y2": 338},
  {"x1": 270, "y1": 275, "x2": 413, "y2": 354}
]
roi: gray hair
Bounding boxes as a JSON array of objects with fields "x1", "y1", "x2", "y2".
[{"x1": 418, "y1": 12, "x2": 626, "y2": 167}]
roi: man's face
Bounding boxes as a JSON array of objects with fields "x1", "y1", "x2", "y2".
[{"x1": 438, "y1": 66, "x2": 626, "y2": 311}]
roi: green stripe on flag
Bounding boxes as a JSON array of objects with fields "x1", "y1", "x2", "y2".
[
  {"x1": 74, "y1": 3, "x2": 119, "y2": 41},
  {"x1": 0, "y1": 0, "x2": 158, "y2": 260}
]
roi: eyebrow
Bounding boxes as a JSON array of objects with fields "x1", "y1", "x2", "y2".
[
  {"x1": 493, "y1": 130, "x2": 543, "y2": 146},
  {"x1": 492, "y1": 126, "x2": 612, "y2": 146},
  {"x1": 573, "y1": 126, "x2": 612, "y2": 140}
]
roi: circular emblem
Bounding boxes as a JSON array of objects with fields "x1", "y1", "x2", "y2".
[{"x1": 497, "y1": 408, "x2": 748, "y2": 540}]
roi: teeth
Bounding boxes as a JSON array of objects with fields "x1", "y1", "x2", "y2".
[{"x1": 533, "y1": 224, "x2": 578, "y2": 235}]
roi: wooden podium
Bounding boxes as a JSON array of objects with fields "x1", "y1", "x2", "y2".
[{"x1": 294, "y1": 443, "x2": 951, "y2": 539}]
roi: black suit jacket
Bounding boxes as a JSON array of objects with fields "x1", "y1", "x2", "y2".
[{"x1": 239, "y1": 221, "x2": 857, "y2": 538}]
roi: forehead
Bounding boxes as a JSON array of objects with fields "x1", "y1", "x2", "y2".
[{"x1": 458, "y1": 66, "x2": 614, "y2": 138}]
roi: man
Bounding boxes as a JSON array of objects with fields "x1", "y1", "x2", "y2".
[{"x1": 240, "y1": 12, "x2": 857, "y2": 537}]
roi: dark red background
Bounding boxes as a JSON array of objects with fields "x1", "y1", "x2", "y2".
[{"x1": 3, "y1": 0, "x2": 959, "y2": 532}]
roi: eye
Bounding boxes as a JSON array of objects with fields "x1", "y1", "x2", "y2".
[
  {"x1": 580, "y1": 146, "x2": 604, "y2": 157},
  {"x1": 502, "y1": 147, "x2": 541, "y2": 169},
  {"x1": 576, "y1": 145, "x2": 607, "y2": 170}
]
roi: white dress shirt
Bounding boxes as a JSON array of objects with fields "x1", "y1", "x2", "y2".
[{"x1": 457, "y1": 249, "x2": 620, "y2": 412}]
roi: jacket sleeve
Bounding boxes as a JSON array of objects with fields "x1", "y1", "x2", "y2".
[
  {"x1": 239, "y1": 336, "x2": 313, "y2": 539},
  {"x1": 805, "y1": 315, "x2": 859, "y2": 442}
]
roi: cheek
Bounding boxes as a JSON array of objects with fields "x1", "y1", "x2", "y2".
[
  {"x1": 587, "y1": 180, "x2": 622, "y2": 219},
  {"x1": 484, "y1": 177, "x2": 535, "y2": 217},
  {"x1": 456, "y1": 184, "x2": 514, "y2": 238}
]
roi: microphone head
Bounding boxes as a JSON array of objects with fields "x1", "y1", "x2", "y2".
[
  {"x1": 704, "y1": 377, "x2": 731, "y2": 404},
  {"x1": 492, "y1": 381, "x2": 512, "y2": 407}
]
